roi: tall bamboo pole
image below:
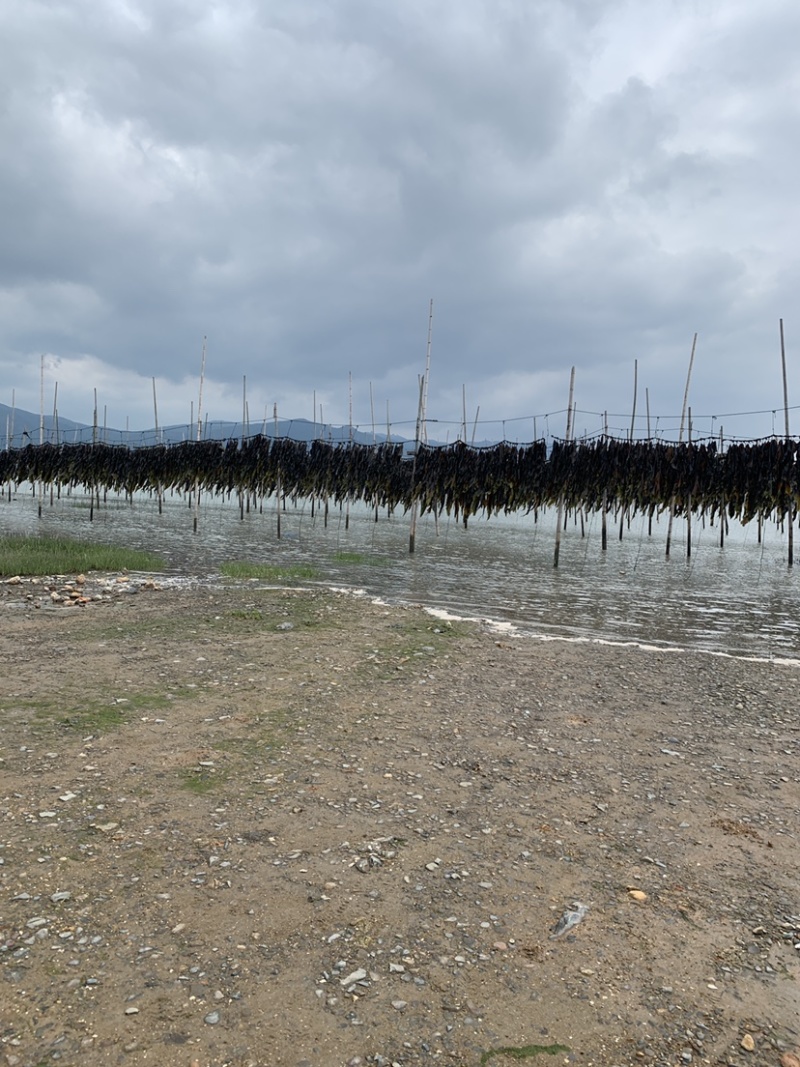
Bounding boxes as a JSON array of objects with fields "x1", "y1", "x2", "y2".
[
  {"x1": 37, "y1": 356, "x2": 45, "y2": 517},
  {"x1": 50, "y1": 382, "x2": 59, "y2": 504},
  {"x1": 240, "y1": 375, "x2": 247, "y2": 520},
  {"x1": 666, "y1": 333, "x2": 697, "y2": 558},
  {"x1": 601, "y1": 411, "x2": 608, "y2": 551},
  {"x1": 686, "y1": 407, "x2": 692, "y2": 559},
  {"x1": 553, "y1": 366, "x2": 576, "y2": 568},
  {"x1": 152, "y1": 377, "x2": 163, "y2": 514},
  {"x1": 275, "y1": 402, "x2": 281, "y2": 539},
  {"x1": 780, "y1": 318, "x2": 793, "y2": 566},
  {"x1": 719, "y1": 425, "x2": 725, "y2": 548},
  {"x1": 193, "y1": 336, "x2": 206, "y2": 534},
  {"x1": 409, "y1": 299, "x2": 434, "y2": 554},
  {"x1": 620, "y1": 359, "x2": 638, "y2": 541},
  {"x1": 646, "y1": 387, "x2": 653, "y2": 535}
]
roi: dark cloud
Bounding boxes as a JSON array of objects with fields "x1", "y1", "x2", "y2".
[{"x1": 0, "y1": 0, "x2": 797, "y2": 435}]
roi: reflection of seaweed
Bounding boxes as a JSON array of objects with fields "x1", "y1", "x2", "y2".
[{"x1": 480, "y1": 1045, "x2": 569, "y2": 1065}]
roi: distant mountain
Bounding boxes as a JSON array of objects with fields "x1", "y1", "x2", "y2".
[{"x1": 0, "y1": 404, "x2": 415, "y2": 450}]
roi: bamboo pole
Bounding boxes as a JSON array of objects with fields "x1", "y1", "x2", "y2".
[
  {"x1": 240, "y1": 375, "x2": 246, "y2": 520},
  {"x1": 369, "y1": 381, "x2": 379, "y2": 521},
  {"x1": 320, "y1": 403, "x2": 329, "y2": 527},
  {"x1": 193, "y1": 336, "x2": 206, "y2": 534},
  {"x1": 346, "y1": 371, "x2": 353, "y2": 531},
  {"x1": 409, "y1": 374, "x2": 426, "y2": 553},
  {"x1": 38, "y1": 356, "x2": 44, "y2": 518},
  {"x1": 50, "y1": 382, "x2": 58, "y2": 504},
  {"x1": 646, "y1": 387, "x2": 653, "y2": 536},
  {"x1": 553, "y1": 366, "x2": 576, "y2": 568},
  {"x1": 666, "y1": 333, "x2": 697, "y2": 558},
  {"x1": 89, "y1": 386, "x2": 98, "y2": 521},
  {"x1": 274, "y1": 402, "x2": 281, "y2": 539},
  {"x1": 152, "y1": 377, "x2": 163, "y2": 514},
  {"x1": 780, "y1": 318, "x2": 793, "y2": 566},
  {"x1": 686, "y1": 407, "x2": 692, "y2": 559},
  {"x1": 409, "y1": 299, "x2": 434, "y2": 554},
  {"x1": 719, "y1": 425, "x2": 725, "y2": 548},
  {"x1": 620, "y1": 359, "x2": 638, "y2": 541},
  {"x1": 601, "y1": 411, "x2": 608, "y2": 551}
]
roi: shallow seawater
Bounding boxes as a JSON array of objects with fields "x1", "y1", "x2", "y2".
[{"x1": 2, "y1": 486, "x2": 798, "y2": 660}]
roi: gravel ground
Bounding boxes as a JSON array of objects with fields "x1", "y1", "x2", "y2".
[{"x1": 1, "y1": 575, "x2": 799, "y2": 1067}]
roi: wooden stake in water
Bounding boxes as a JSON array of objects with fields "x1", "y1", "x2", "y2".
[
  {"x1": 666, "y1": 333, "x2": 697, "y2": 558},
  {"x1": 554, "y1": 366, "x2": 576, "y2": 568},
  {"x1": 780, "y1": 318, "x2": 793, "y2": 566}
]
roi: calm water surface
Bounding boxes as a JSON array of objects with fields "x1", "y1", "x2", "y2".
[{"x1": 3, "y1": 487, "x2": 798, "y2": 661}]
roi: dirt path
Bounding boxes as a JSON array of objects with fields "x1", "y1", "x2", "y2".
[{"x1": 1, "y1": 577, "x2": 799, "y2": 1067}]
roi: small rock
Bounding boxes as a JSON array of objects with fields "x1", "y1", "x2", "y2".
[
  {"x1": 124, "y1": 1006, "x2": 139, "y2": 1015},
  {"x1": 50, "y1": 891, "x2": 72, "y2": 903},
  {"x1": 339, "y1": 967, "x2": 368, "y2": 986},
  {"x1": 740, "y1": 1034, "x2": 755, "y2": 1052},
  {"x1": 628, "y1": 889, "x2": 648, "y2": 903},
  {"x1": 779, "y1": 1054, "x2": 800, "y2": 1067},
  {"x1": 391, "y1": 1000, "x2": 408, "y2": 1010},
  {"x1": 204, "y1": 1011, "x2": 220, "y2": 1025}
]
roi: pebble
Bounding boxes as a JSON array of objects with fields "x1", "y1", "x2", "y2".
[
  {"x1": 339, "y1": 968, "x2": 367, "y2": 986},
  {"x1": 391, "y1": 1000, "x2": 407, "y2": 1010},
  {"x1": 740, "y1": 1033, "x2": 755, "y2": 1052},
  {"x1": 204, "y1": 1011, "x2": 220, "y2": 1025}
]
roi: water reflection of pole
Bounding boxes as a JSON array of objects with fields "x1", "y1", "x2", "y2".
[
  {"x1": 780, "y1": 318, "x2": 793, "y2": 567},
  {"x1": 553, "y1": 366, "x2": 575, "y2": 569}
]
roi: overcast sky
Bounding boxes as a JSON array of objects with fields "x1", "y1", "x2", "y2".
[{"x1": 1, "y1": 0, "x2": 798, "y2": 442}]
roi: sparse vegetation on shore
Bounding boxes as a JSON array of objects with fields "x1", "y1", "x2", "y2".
[{"x1": 0, "y1": 533, "x2": 164, "y2": 576}]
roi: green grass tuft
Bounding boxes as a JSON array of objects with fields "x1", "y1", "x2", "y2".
[
  {"x1": 220, "y1": 561, "x2": 319, "y2": 581},
  {"x1": 0, "y1": 534, "x2": 164, "y2": 576}
]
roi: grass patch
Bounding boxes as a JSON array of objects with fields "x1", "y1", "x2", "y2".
[
  {"x1": 179, "y1": 767, "x2": 226, "y2": 794},
  {"x1": 0, "y1": 534, "x2": 164, "y2": 576},
  {"x1": 220, "y1": 561, "x2": 319, "y2": 581},
  {"x1": 480, "y1": 1045, "x2": 569, "y2": 1065},
  {"x1": 29, "y1": 690, "x2": 181, "y2": 735}
]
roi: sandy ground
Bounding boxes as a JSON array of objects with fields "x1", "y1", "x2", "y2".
[{"x1": 1, "y1": 575, "x2": 799, "y2": 1067}]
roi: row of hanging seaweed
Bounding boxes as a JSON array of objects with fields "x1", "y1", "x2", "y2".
[{"x1": 1, "y1": 435, "x2": 798, "y2": 525}]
